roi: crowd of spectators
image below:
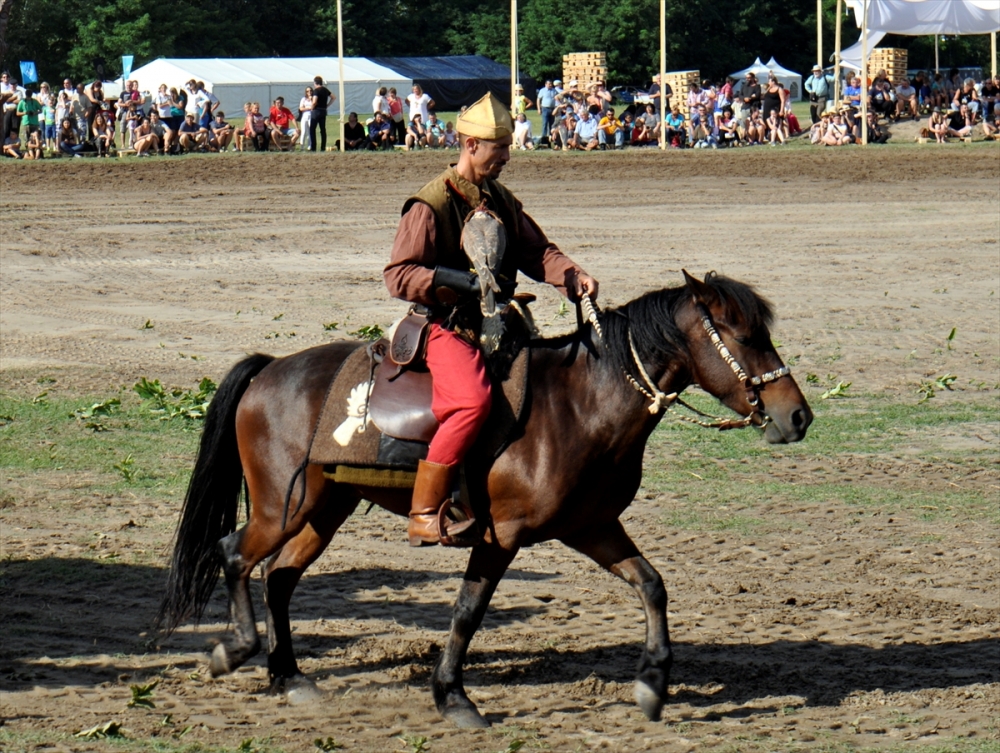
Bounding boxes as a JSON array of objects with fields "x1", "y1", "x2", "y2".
[{"x1": 2, "y1": 64, "x2": 998, "y2": 159}]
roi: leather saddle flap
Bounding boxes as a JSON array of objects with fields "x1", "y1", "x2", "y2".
[
  {"x1": 369, "y1": 363, "x2": 438, "y2": 443},
  {"x1": 389, "y1": 309, "x2": 430, "y2": 370}
]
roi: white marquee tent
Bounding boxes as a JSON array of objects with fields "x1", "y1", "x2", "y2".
[
  {"x1": 730, "y1": 57, "x2": 804, "y2": 99},
  {"x1": 127, "y1": 57, "x2": 411, "y2": 118}
]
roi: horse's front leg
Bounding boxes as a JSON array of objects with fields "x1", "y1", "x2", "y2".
[
  {"x1": 432, "y1": 540, "x2": 518, "y2": 728},
  {"x1": 562, "y1": 520, "x2": 672, "y2": 721}
]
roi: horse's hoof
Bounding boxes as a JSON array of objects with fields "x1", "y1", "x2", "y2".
[
  {"x1": 634, "y1": 679, "x2": 664, "y2": 722},
  {"x1": 442, "y1": 704, "x2": 490, "y2": 729},
  {"x1": 209, "y1": 643, "x2": 232, "y2": 677},
  {"x1": 285, "y1": 675, "x2": 325, "y2": 706}
]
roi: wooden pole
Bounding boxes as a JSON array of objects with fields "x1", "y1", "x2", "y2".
[
  {"x1": 337, "y1": 0, "x2": 345, "y2": 153},
  {"x1": 934, "y1": 34, "x2": 939, "y2": 74},
  {"x1": 834, "y1": 0, "x2": 843, "y2": 105},
  {"x1": 511, "y1": 0, "x2": 518, "y2": 112},
  {"x1": 860, "y1": 0, "x2": 869, "y2": 145},
  {"x1": 659, "y1": 0, "x2": 666, "y2": 150},
  {"x1": 992, "y1": 31, "x2": 997, "y2": 78},
  {"x1": 817, "y1": 0, "x2": 823, "y2": 69}
]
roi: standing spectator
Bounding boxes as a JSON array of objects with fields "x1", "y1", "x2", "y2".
[
  {"x1": 124, "y1": 101, "x2": 142, "y2": 148},
  {"x1": 339, "y1": 112, "x2": 367, "y2": 150},
  {"x1": 310, "y1": 76, "x2": 335, "y2": 152},
  {"x1": 372, "y1": 86, "x2": 389, "y2": 118},
  {"x1": 85, "y1": 80, "x2": 105, "y2": 135},
  {"x1": 647, "y1": 74, "x2": 672, "y2": 113},
  {"x1": 805, "y1": 64, "x2": 834, "y2": 123},
  {"x1": 2, "y1": 73, "x2": 21, "y2": 140},
  {"x1": 75, "y1": 83, "x2": 91, "y2": 136},
  {"x1": 406, "y1": 84, "x2": 435, "y2": 124},
  {"x1": 512, "y1": 84, "x2": 533, "y2": 116},
  {"x1": 367, "y1": 111, "x2": 393, "y2": 150},
  {"x1": 42, "y1": 93, "x2": 57, "y2": 150},
  {"x1": 210, "y1": 111, "x2": 234, "y2": 151},
  {"x1": 537, "y1": 80, "x2": 558, "y2": 145},
  {"x1": 298, "y1": 86, "x2": 313, "y2": 151},
  {"x1": 16, "y1": 89, "x2": 41, "y2": 138},
  {"x1": 568, "y1": 109, "x2": 599, "y2": 150},
  {"x1": 244, "y1": 103, "x2": 268, "y2": 151},
  {"x1": 761, "y1": 73, "x2": 785, "y2": 121},
  {"x1": 597, "y1": 107, "x2": 623, "y2": 149},
  {"x1": 405, "y1": 113, "x2": 427, "y2": 150},
  {"x1": 268, "y1": 96, "x2": 298, "y2": 149},
  {"x1": 55, "y1": 91, "x2": 72, "y2": 128},
  {"x1": 513, "y1": 111, "x2": 534, "y2": 149},
  {"x1": 386, "y1": 87, "x2": 406, "y2": 146},
  {"x1": 740, "y1": 72, "x2": 762, "y2": 118}
]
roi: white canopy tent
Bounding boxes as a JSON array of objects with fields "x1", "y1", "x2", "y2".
[
  {"x1": 127, "y1": 57, "x2": 411, "y2": 119},
  {"x1": 730, "y1": 57, "x2": 804, "y2": 98}
]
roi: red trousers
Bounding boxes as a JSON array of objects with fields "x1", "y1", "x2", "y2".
[{"x1": 425, "y1": 323, "x2": 492, "y2": 466}]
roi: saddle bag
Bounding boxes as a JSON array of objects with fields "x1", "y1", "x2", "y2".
[{"x1": 387, "y1": 307, "x2": 431, "y2": 380}]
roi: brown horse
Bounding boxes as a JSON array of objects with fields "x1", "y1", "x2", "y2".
[{"x1": 157, "y1": 271, "x2": 812, "y2": 727}]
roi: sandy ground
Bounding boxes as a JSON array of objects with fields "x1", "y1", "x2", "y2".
[{"x1": 1, "y1": 148, "x2": 999, "y2": 753}]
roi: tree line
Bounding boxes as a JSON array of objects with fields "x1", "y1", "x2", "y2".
[{"x1": 1, "y1": 0, "x2": 991, "y2": 89}]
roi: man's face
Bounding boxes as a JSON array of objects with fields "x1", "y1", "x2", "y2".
[
  {"x1": 468, "y1": 136, "x2": 511, "y2": 180},
  {"x1": 275, "y1": 99, "x2": 284, "y2": 108},
  {"x1": 412, "y1": 86, "x2": 421, "y2": 96},
  {"x1": 545, "y1": 81, "x2": 553, "y2": 89},
  {"x1": 428, "y1": 115, "x2": 437, "y2": 126},
  {"x1": 63, "y1": 79, "x2": 72, "y2": 89}
]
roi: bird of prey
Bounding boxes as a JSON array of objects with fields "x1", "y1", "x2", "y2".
[{"x1": 461, "y1": 201, "x2": 507, "y2": 354}]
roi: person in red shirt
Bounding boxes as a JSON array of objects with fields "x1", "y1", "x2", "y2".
[{"x1": 268, "y1": 97, "x2": 299, "y2": 149}]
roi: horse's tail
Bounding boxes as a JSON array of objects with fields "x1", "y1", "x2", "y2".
[{"x1": 156, "y1": 353, "x2": 275, "y2": 634}]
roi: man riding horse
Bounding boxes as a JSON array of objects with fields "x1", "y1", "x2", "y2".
[{"x1": 383, "y1": 93, "x2": 599, "y2": 547}]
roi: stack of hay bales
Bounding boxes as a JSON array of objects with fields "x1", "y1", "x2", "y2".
[
  {"x1": 562, "y1": 52, "x2": 608, "y2": 89},
  {"x1": 661, "y1": 70, "x2": 700, "y2": 115},
  {"x1": 868, "y1": 48, "x2": 908, "y2": 84}
]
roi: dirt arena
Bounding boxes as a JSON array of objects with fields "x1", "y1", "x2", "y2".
[{"x1": 1, "y1": 148, "x2": 998, "y2": 753}]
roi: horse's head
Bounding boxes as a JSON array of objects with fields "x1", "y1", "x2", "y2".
[{"x1": 680, "y1": 271, "x2": 812, "y2": 443}]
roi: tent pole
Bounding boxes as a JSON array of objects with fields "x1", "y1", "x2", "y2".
[
  {"x1": 992, "y1": 31, "x2": 997, "y2": 79},
  {"x1": 934, "y1": 35, "x2": 939, "y2": 75},
  {"x1": 817, "y1": 0, "x2": 823, "y2": 70},
  {"x1": 860, "y1": 0, "x2": 868, "y2": 145},
  {"x1": 660, "y1": 0, "x2": 666, "y2": 150},
  {"x1": 511, "y1": 0, "x2": 517, "y2": 112},
  {"x1": 834, "y1": 0, "x2": 843, "y2": 105},
  {"x1": 337, "y1": 0, "x2": 345, "y2": 153}
]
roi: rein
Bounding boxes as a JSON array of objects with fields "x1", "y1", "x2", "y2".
[{"x1": 622, "y1": 303, "x2": 791, "y2": 430}]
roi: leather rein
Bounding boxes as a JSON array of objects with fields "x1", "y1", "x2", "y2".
[{"x1": 620, "y1": 303, "x2": 791, "y2": 430}]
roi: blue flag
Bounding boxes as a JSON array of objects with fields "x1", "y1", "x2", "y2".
[
  {"x1": 19, "y1": 61, "x2": 38, "y2": 85},
  {"x1": 122, "y1": 55, "x2": 134, "y2": 80}
]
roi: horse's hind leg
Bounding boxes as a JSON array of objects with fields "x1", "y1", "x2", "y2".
[
  {"x1": 562, "y1": 520, "x2": 672, "y2": 721},
  {"x1": 432, "y1": 540, "x2": 518, "y2": 728},
  {"x1": 263, "y1": 488, "x2": 360, "y2": 703},
  {"x1": 211, "y1": 464, "x2": 330, "y2": 677}
]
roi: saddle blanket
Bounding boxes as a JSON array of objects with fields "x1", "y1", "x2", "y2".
[{"x1": 307, "y1": 341, "x2": 529, "y2": 489}]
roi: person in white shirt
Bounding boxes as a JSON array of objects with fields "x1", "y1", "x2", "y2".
[
  {"x1": 406, "y1": 84, "x2": 435, "y2": 124},
  {"x1": 299, "y1": 86, "x2": 313, "y2": 151},
  {"x1": 513, "y1": 112, "x2": 534, "y2": 149},
  {"x1": 372, "y1": 86, "x2": 389, "y2": 118}
]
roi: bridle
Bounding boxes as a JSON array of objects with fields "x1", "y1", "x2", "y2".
[{"x1": 622, "y1": 303, "x2": 791, "y2": 430}]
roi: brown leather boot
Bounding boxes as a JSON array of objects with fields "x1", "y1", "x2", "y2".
[{"x1": 408, "y1": 459, "x2": 477, "y2": 547}]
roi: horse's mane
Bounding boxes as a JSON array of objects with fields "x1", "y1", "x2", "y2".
[{"x1": 598, "y1": 273, "x2": 775, "y2": 378}]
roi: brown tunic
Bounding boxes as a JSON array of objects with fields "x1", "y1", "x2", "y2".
[{"x1": 384, "y1": 167, "x2": 584, "y2": 307}]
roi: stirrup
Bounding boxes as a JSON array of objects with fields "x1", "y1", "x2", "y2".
[{"x1": 436, "y1": 498, "x2": 480, "y2": 547}]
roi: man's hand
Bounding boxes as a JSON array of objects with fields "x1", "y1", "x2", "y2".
[{"x1": 572, "y1": 272, "x2": 599, "y2": 301}]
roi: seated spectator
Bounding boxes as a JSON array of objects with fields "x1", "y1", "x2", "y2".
[
  {"x1": 866, "y1": 110, "x2": 890, "y2": 143},
  {"x1": 443, "y1": 120, "x2": 458, "y2": 148},
  {"x1": 952, "y1": 78, "x2": 980, "y2": 119},
  {"x1": 269, "y1": 97, "x2": 298, "y2": 149},
  {"x1": 180, "y1": 112, "x2": 209, "y2": 152},
  {"x1": 209, "y1": 111, "x2": 233, "y2": 151},
  {"x1": 568, "y1": 109, "x2": 599, "y2": 150},
  {"x1": 716, "y1": 107, "x2": 740, "y2": 147},
  {"x1": 368, "y1": 112, "x2": 393, "y2": 150},
  {"x1": 425, "y1": 112, "x2": 445, "y2": 148},
  {"x1": 405, "y1": 113, "x2": 427, "y2": 150},
  {"x1": 822, "y1": 111, "x2": 852, "y2": 146},
  {"x1": 766, "y1": 109, "x2": 786, "y2": 145},
  {"x1": 3, "y1": 130, "x2": 23, "y2": 158},
  {"x1": 513, "y1": 112, "x2": 534, "y2": 149},
  {"x1": 244, "y1": 103, "x2": 267, "y2": 152},
  {"x1": 57, "y1": 117, "x2": 84, "y2": 156},
  {"x1": 633, "y1": 103, "x2": 660, "y2": 145},
  {"x1": 810, "y1": 111, "x2": 831, "y2": 144},
  {"x1": 841, "y1": 104, "x2": 861, "y2": 141},
  {"x1": 597, "y1": 107, "x2": 623, "y2": 149},
  {"x1": 929, "y1": 73, "x2": 947, "y2": 109},
  {"x1": 233, "y1": 102, "x2": 251, "y2": 152},
  {"x1": 868, "y1": 78, "x2": 894, "y2": 120},
  {"x1": 982, "y1": 102, "x2": 1000, "y2": 139},
  {"x1": 92, "y1": 111, "x2": 114, "y2": 156},
  {"x1": 619, "y1": 111, "x2": 634, "y2": 144},
  {"x1": 551, "y1": 111, "x2": 576, "y2": 150},
  {"x1": 745, "y1": 108, "x2": 766, "y2": 145},
  {"x1": 844, "y1": 76, "x2": 862, "y2": 108},
  {"x1": 340, "y1": 111, "x2": 367, "y2": 150},
  {"x1": 24, "y1": 129, "x2": 43, "y2": 159},
  {"x1": 133, "y1": 117, "x2": 160, "y2": 157},
  {"x1": 895, "y1": 78, "x2": 919, "y2": 120},
  {"x1": 947, "y1": 104, "x2": 974, "y2": 138},
  {"x1": 664, "y1": 106, "x2": 685, "y2": 147},
  {"x1": 124, "y1": 101, "x2": 142, "y2": 147},
  {"x1": 980, "y1": 75, "x2": 1000, "y2": 116},
  {"x1": 689, "y1": 103, "x2": 712, "y2": 146},
  {"x1": 926, "y1": 107, "x2": 949, "y2": 142}
]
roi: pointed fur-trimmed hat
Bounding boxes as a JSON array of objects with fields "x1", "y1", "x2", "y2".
[{"x1": 457, "y1": 92, "x2": 513, "y2": 140}]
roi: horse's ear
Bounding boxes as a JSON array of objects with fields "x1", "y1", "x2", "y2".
[{"x1": 682, "y1": 269, "x2": 719, "y2": 307}]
